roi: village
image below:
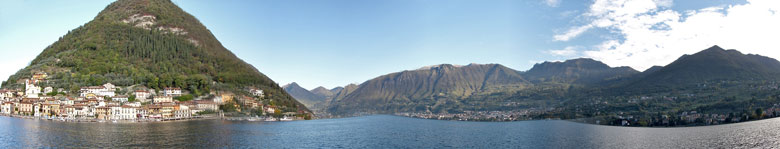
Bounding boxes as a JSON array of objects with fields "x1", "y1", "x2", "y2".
[
  {"x1": 397, "y1": 109, "x2": 551, "y2": 122},
  {"x1": 0, "y1": 72, "x2": 306, "y2": 122}
]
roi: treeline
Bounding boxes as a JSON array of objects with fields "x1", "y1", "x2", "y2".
[{"x1": 1, "y1": 20, "x2": 290, "y2": 103}]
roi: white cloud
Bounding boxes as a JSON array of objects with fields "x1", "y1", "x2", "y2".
[
  {"x1": 559, "y1": 10, "x2": 580, "y2": 18},
  {"x1": 545, "y1": 0, "x2": 561, "y2": 7},
  {"x1": 557, "y1": 0, "x2": 780, "y2": 71},
  {"x1": 547, "y1": 46, "x2": 581, "y2": 56},
  {"x1": 553, "y1": 25, "x2": 593, "y2": 41},
  {"x1": 653, "y1": 0, "x2": 673, "y2": 8}
]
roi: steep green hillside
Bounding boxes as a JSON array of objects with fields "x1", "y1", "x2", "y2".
[
  {"x1": 560, "y1": 46, "x2": 780, "y2": 126},
  {"x1": 331, "y1": 84, "x2": 359, "y2": 102},
  {"x1": 0, "y1": 0, "x2": 306, "y2": 112}
]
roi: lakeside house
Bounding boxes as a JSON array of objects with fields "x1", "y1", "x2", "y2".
[
  {"x1": 1, "y1": 102, "x2": 12, "y2": 114},
  {"x1": 18, "y1": 100, "x2": 33, "y2": 116},
  {"x1": 111, "y1": 105, "x2": 137, "y2": 120},
  {"x1": 264, "y1": 105, "x2": 276, "y2": 114},
  {"x1": 196, "y1": 100, "x2": 218, "y2": 111}
]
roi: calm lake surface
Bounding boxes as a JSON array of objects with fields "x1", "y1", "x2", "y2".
[{"x1": 1, "y1": 115, "x2": 779, "y2": 148}]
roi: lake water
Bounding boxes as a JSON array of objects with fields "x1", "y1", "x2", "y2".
[{"x1": 1, "y1": 115, "x2": 779, "y2": 148}]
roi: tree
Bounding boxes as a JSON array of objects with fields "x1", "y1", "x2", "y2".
[
  {"x1": 174, "y1": 75, "x2": 187, "y2": 89},
  {"x1": 175, "y1": 94, "x2": 194, "y2": 101},
  {"x1": 147, "y1": 77, "x2": 159, "y2": 89},
  {"x1": 160, "y1": 75, "x2": 173, "y2": 88},
  {"x1": 220, "y1": 102, "x2": 237, "y2": 112},
  {"x1": 254, "y1": 107, "x2": 264, "y2": 116},
  {"x1": 274, "y1": 109, "x2": 282, "y2": 118}
]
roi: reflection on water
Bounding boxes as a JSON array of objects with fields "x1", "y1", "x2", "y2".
[{"x1": 1, "y1": 115, "x2": 779, "y2": 148}]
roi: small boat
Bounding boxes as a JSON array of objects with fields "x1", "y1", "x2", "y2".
[
  {"x1": 264, "y1": 117, "x2": 276, "y2": 121},
  {"x1": 280, "y1": 116, "x2": 293, "y2": 121}
]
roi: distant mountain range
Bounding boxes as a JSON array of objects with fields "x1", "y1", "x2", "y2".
[
  {"x1": 283, "y1": 83, "x2": 326, "y2": 108},
  {"x1": 322, "y1": 45, "x2": 780, "y2": 118},
  {"x1": 283, "y1": 83, "x2": 346, "y2": 114}
]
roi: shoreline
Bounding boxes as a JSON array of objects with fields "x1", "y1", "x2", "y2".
[
  {"x1": 323, "y1": 114, "x2": 780, "y2": 128},
  {"x1": 0, "y1": 114, "x2": 304, "y2": 123},
  {"x1": 401, "y1": 114, "x2": 780, "y2": 128},
  {"x1": 394, "y1": 114, "x2": 559, "y2": 123},
  {"x1": 0, "y1": 113, "x2": 222, "y2": 123}
]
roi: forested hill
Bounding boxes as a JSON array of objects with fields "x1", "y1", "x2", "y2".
[{"x1": 0, "y1": 0, "x2": 307, "y2": 111}]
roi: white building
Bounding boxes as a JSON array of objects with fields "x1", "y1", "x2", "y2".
[
  {"x1": 103, "y1": 83, "x2": 116, "y2": 91},
  {"x1": 125, "y1": 102, "x2": 142, "y2": 107},
  {"x1": 0, "y1": 89, "x2": 14, "y2": 101},
  {"x1": 265, "y1": 106, "x2": 276, "y2": 114},
  {"x1": 163, "y1": 87, "x2": 182, "y2": 97},
  {"x1": 250, "y1": 88, "x2": 264, "y2": 98},
  {"x1": 25, "y1": 79, "x2": 41, "y2": 98},
  {"x1": 33, "y1": 103, "x2": 41, "y2": 117},
  {"x1": 80, "y1": 85, "x2": 115, "y2": 97},
  {"x1": 111, "y1": 106, "x2": 137, "y2": 120},
  {"x1": 43, "y1": 87, "x2": 54, "y2": 94},
  {"x1": 134, "y1": 90, "x2": 151, "y2": 102},
  {"x1": 59, "y1": 98, "x2": 74, "y2": 105},
  {"x1": 153, "y1": 96, "x2": 173, "y2": 103},
  {"x1": 195, "y1": 100, "x2": 219, "y2": 111},
  {"x1": 112, "y1": 96, "x2": 129, "y2": 102},
  {"x1": 174, "y1": 105, "x2": 191, "y2": 119},
  {"x1": 65, "y1": 104, "x2": 90, "y2": 118},
  {"x1": 1, "y1": 102, "x2": 12, "y2": 114}
]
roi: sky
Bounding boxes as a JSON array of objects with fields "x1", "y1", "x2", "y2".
[{"x1": 2, "y1": 0, "x2": 776, "y2": 90}]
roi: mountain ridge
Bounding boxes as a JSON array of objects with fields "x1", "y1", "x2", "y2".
[
  {"x1": 328, "y1": 63, "x2": 531, "y2": 115},
  {"x1": 283, "y1": 82, "x2": 326, "y2": 109},
  {"x1": 325, "y1": 45, "x2": 780, "y2": 118},
  {"x1": 618, "y1": 45, "x2": 780, "y2": 93}
]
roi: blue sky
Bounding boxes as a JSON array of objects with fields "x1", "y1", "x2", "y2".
[{"x1": 3, "y1": 0, "x2": 770, "y2": 90}]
